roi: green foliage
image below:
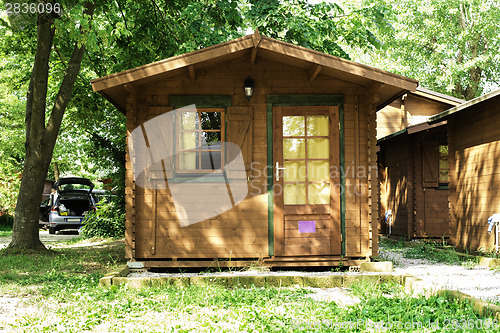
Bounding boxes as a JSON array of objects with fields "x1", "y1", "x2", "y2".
[
  {"x1": 0, "y1": 0, "x2": 396, "y2": 218},
  {"x1": 0, "y1": 213, "x2": 13, "y2": 227},
  {"x1": 343, "y1": 0, "x2": 500, "y2": 99},
  {"x1": 378, "y1": 236, "x2": 408, "y2": 250},
  {"x1": 81, "y1": 198, "x2": 125, "y2": 239},
  {"x1": 246, "y1": 0, "x2": 393, "y2": 59},
  {"x1": 476, "y1": 247, "x2": 500, "y2": 259}
]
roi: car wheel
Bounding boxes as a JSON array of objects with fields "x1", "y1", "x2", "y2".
[{"x1": 49, "y1": 227, "x2": 56, "y2": 235}]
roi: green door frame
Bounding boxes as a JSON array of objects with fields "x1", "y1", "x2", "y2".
[{"x1": 266, "y1": 95, "x2": 345, "y2": 256}]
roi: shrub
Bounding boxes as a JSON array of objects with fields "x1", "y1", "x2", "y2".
[
  {"x1": 0, "y1": 213, "x2": 13, "y2": 227},
  {"x1": 81, "y1": 199, "x2": 125, "y2": 238}
]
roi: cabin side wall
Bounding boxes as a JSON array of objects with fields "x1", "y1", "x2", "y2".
[
  {"x1": 412, "y1": 129, "x2": 450, "y2": 238},
  {"x1": 377, "y1": 94, "x2": 454, "y2": 140},
  {"x1": 450, "y1": 97, "x2": 500, "y2": 251},
  {"x1": 124, "y1": 55, "x2": 374, "y2": 260},
  {"x1": 377, "y1": 98, "x2": 403, "y2": 139},
  {"x1": 405, "y1": 95, "x2": 450, "y2": 123},
  {"x1": 379, "y1": 137, "x2": 411, "y2": 237}
]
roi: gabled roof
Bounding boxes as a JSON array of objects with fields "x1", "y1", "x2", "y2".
[
  {"x1": 428, "y1": 88, "x2": 500, "y2": 124},
  {"x1": 91, "y1": 31, "x2": 418, "y2": 113},
  {"x1": 413, "y1": 87, "x2": 464, "y2": 106}
]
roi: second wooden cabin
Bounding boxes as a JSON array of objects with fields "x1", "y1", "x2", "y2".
[
  {"x1": 91, "y1": 31, "x2": 418, "y2": 267},
  {"x1": 377, "y1": 89, "x2": 463, "y2": 238},
  {"x1": 429, "y1": 89, "x2": 500, "y2": 252}
]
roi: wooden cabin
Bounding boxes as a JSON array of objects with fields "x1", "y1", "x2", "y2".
[
  {"x1": 377, "y1": 87, "x2": 464, "y2": 139},
  {"x1": 428, "y1": 89, "x2": 500, "y2": 252},
  {"x1": 91, "y1": 31, "x2": 417, "y2": 268},
  {"x1": 377, "y1": 89, "x2": 463, "y2": 238}
]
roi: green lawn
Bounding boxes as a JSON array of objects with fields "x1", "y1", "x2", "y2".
[
  {"x1": 0, "y1": 225, "x2": 12, "y2": 238},
  {"x1": 0, "y1": 238, "x2": 498, "y2": 332}
]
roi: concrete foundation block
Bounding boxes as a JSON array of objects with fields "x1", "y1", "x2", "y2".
[
  {"x1": 99, "y1": 276, "x2": 113, "y2": 287},
  {"x1": 360, "y1": 261, "x2": 393, "y2": 273}
]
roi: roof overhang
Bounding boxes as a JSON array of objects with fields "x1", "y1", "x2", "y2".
[
  {"x1": 377, "y1": 120, "x2": 447, "y2": 144},
  {"x1": 92, "y1": 31, "x2": 418, "y2": 113},
  {"x1": 428, "y1": 88, "x2": 500, "y2": 124},
  {"x1": 413, "y1": 87, "x2": 464, "y2": 106}
]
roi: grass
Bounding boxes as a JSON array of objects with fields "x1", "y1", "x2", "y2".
[
  {"x1": 0, "y1": 237, "x2": 499, "y2": 332},
  {"x1": 404, "y1": 242, "x2": 464, "y2": 264},
  {"x1": 0, "y1": 225, "x2": 12, "y2": 238},
  {"x1": 379, "y1": 237, "x2": 469, "y2": 266}
]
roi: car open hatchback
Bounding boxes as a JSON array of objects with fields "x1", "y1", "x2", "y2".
[{"x1": 40, "y1": 177, "x2": 97, "y2": 234}]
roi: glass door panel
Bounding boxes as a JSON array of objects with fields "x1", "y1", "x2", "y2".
[{"x1": 282, "y1": 115, "x2": 330, "y2": 205}]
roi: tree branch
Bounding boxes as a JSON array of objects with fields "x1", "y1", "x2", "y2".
[
  {"x1": 43, "y1": 2, "x2": 96, "y2": 150},
  {"x1": 53, "y1": 45, "x2": 67, "y2": 67},
  {"x1": 115, "y1": 0, "x2": 129, "y2": 31}
]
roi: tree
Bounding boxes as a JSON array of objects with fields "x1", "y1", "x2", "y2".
[
  {"x1": 246, "y1": 0, "x2": 392, "y2": 60},
  {"x1": 342, "y1": 0, "x2": 500, "y2": 100},
  {"x1": 2, "y1": 0, "x2": 395, "y2": 249},
  {"x1": 8, "y1": 1, "x2": 95, "y2": 249}
]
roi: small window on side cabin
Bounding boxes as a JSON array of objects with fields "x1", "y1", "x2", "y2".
[
  {"x1": 439, "y1": 145, "x2": 449, "y2": 186},
  {"x1": 176, "y1": 108, "x2": 225, "y2": 173}
]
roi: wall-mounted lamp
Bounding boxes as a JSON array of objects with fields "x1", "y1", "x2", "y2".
[{"x1": 243, "y1": 76, "x2": 254, "y2": 100}]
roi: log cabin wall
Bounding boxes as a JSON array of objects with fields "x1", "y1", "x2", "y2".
[
  {"x1": 378, "y1": 126, "x2": 450, "y2": 239},
  {"x1": 379, "y1": 138, "x2": 411, "y2": 237},
  {"x1": 377, "y1": 93, "x2": 458, "y2": 140},
  {"x1": 377, "y1": 99, "x2": 404, "y2": 139},
  {"x1": 449, "y1": 96, "x2": 500, "y2": 252},
  {"x1": 124, "y1": 55, "x2": 375, "y2": 260},
  {"x1": 412, "y1": 128, "x2": 450, "y2": 238}
]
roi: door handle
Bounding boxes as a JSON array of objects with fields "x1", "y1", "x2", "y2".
[{"x1": 275, "y1": 162, "x2": 286, "y2": 181}]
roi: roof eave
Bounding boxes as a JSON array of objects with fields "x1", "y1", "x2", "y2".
[
  {"x1": 428, "y1": 88, "x2": 500, "y2": 124},
  {"x1": 91, "y1": 31, "x2": 418, "y2": 93}
]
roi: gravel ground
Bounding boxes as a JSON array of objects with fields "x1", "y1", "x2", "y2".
[
  {"x1": 0, "y1": 230, "x2": 81, "y2": 250},
  {"x1": 382, "y1": 249, "x2": 500, "y2": 303}
]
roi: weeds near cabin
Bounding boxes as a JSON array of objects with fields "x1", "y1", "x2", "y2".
[
  {"x1": 379, "y1": 237, "x2": 469, "y2": 266},
  {"x1": 477, "y1": 247, "x2": 500, "y2": 259},
  {"x1": 405, "y1": 242, "x2": 463, "y2": 264}
]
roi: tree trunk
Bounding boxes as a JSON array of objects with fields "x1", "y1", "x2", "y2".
[
  {"x1": 9, "y1": 2, "x2": 95, "y2": 250},
  {"x1": 10, "y1": 155, "x2": 51, "y2": 249},
  {"x1": 53, "y1": 162, "x2": 60, "y2": 181}
]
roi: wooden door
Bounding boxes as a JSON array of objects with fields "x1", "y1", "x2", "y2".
[{"x1": 273, "y1": 106, "x2": 341, "y2": 256}]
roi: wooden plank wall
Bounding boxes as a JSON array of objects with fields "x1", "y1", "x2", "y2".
[
  {"x1": 368, "y1": 105, "x2": 379, "y2": 256},
  {"x1": 450, "y1": 98, "x2": 500, "y2": 251},
  {"x1": 377, "y1": 94, "x2": 452, "y2": 140},
  {"x1": 405, "y1": 95, "x2": 450, "y2": 119},
  {"x1": 379, "y1": 137, "x2": 411, "y2": 237},
  {"x1": 377, "y1": 98, "x2": 403, "y2": 139},
  {"x1": 126, "y1": 54, "x2": 372, "y2": 259},
  {"x1": 344, "y1": 96, "x2": 373, "y2": 257},
  {"x1": 412, "y1": 131, "x2": 450, "y2": 238},
  {"x1": 124, "y1": 86, "x2": 137, "y2": 259}
]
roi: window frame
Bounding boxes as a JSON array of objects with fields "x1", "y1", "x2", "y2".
[
  {"x1": 168, "y1": 95, "x2": 232, "y2": 180},
  {"x1": 438, "y1": 144, "x2": 449, "y2": 189},
  {"x1": 175, "y1": 108, "x2": 226, "y2": 174}
]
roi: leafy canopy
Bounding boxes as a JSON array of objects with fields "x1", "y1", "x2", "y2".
[
  {"x1": 0, "y1": 0, "x2": 394, "y2": 214},
  {"x1": 341, "y1": 0, "x2": 500, "y2": 99}
]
